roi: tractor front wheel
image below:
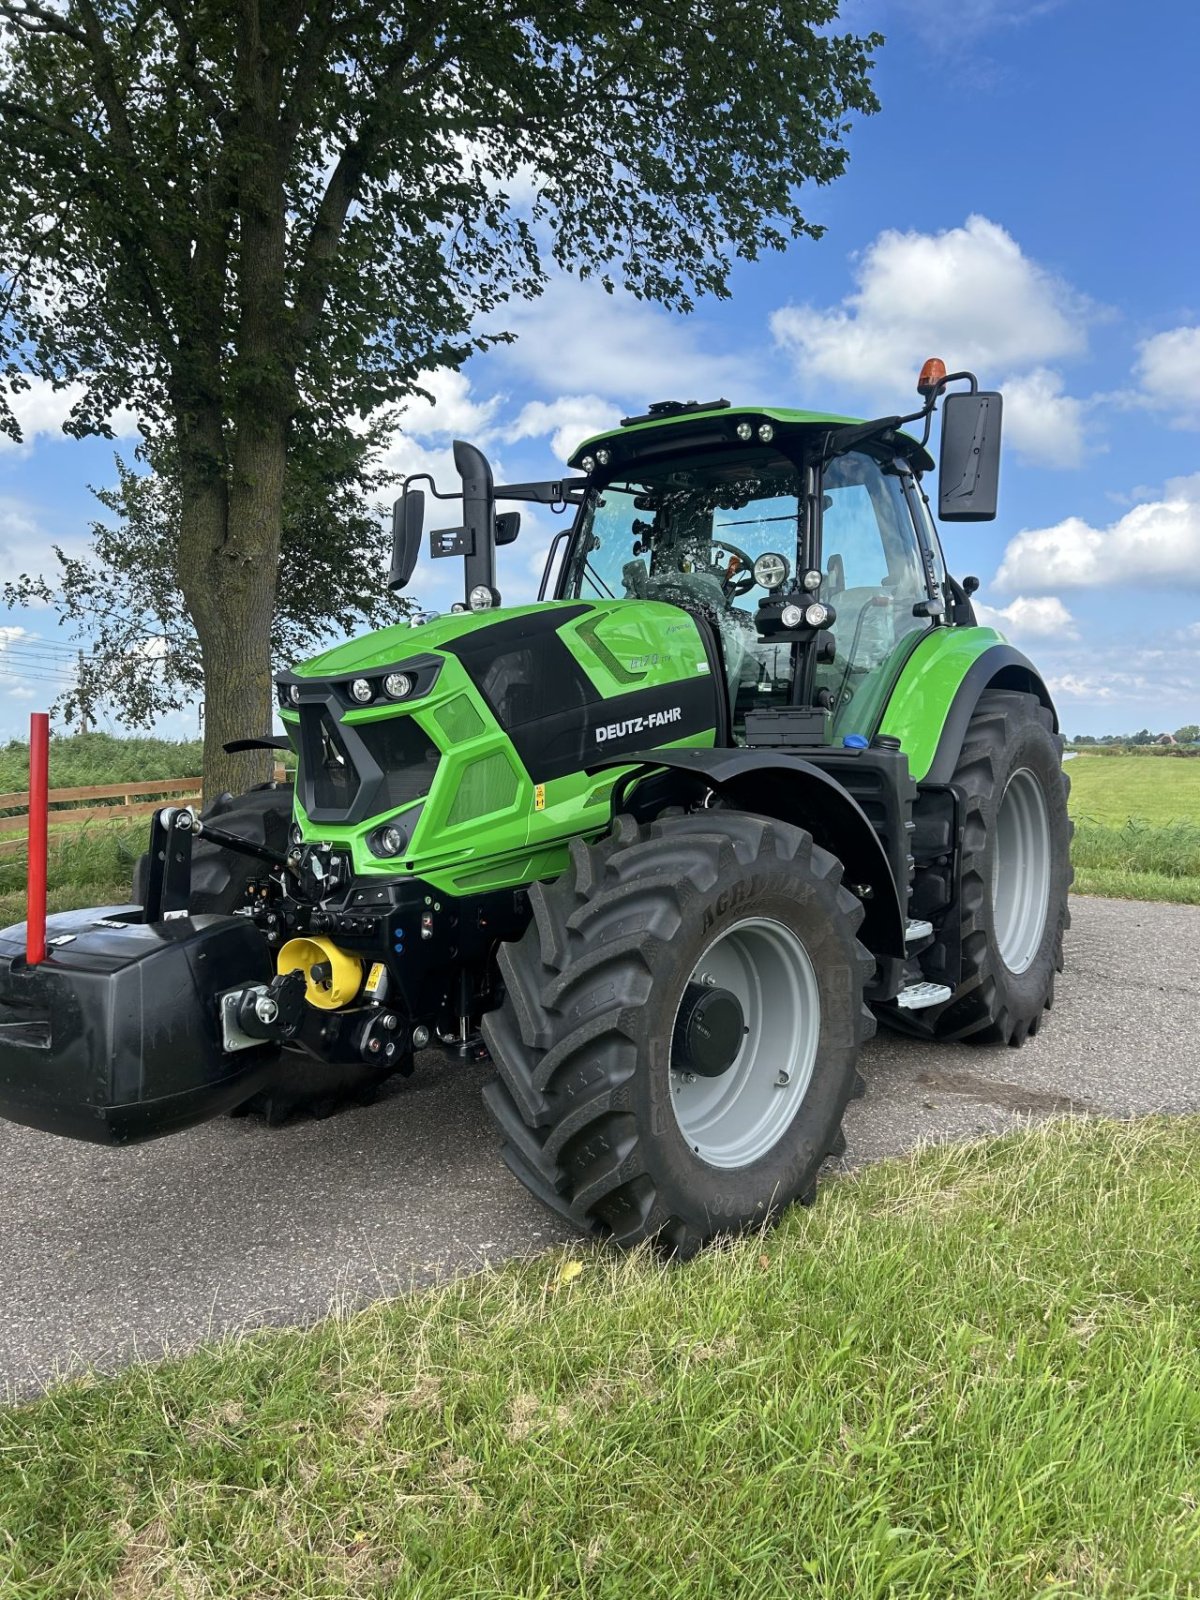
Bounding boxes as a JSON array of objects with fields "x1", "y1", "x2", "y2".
[{"x1": 481, "y1": 811, "x2": 874, "y2": 1255}]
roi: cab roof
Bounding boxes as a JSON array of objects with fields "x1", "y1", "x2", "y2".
[{"x1": 568, "y1": 400, "x2": 933, "y2": 474}]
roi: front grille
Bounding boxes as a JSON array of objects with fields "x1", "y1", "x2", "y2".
[
  {"x1": 307, "y1": 712, "x2": 358, "y2": 812},
  {"x1": 297, "y1": 701, "x2": 440, "y2": 824}
]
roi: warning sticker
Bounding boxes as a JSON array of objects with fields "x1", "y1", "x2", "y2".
[
  {"x1": 534, "y1": 784, "x2": 546, "y2": 811},
  {"x1": 365, "y1": 961, "x2": 386, "y2": 995}
]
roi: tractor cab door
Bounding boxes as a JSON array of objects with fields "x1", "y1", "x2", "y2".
[{"x1": 817, "y1": 450, "x2": 941, "y2": 740}]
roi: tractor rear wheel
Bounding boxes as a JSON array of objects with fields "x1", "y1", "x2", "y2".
[
  {"x1": 481, "y1": 810, "x2": 874, "y2": 1255},
  {"x1": 883, "y1": 690, "x2": 1072, "y2": 1045},
  {"x1": 133, "y1": 782, "x2": 392, "y2": 1124}
]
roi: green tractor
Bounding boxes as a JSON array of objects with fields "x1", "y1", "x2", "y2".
[{"x1": 0, "y1": 362, "x2": 1071, "y2": 1255}]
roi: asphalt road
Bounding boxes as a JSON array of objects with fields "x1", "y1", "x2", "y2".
[{"x1": 2, "y1": 895, "x2": 1197, "y2": 1398}]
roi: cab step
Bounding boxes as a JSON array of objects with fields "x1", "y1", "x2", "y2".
[
  {"x1": 895, "y1": 981, "x2": 953, "y2": 1011},
  {"x1": 905, "y1": 918, "x2": 934, "y2": 943}
]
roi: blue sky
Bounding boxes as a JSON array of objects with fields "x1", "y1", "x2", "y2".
[{"x1": 1, "y1": 0, "x2": 1197, "y2": 740}]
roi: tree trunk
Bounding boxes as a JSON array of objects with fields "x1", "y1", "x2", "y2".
[{"x1": 176, "y1": 411, "x2": 285, "y2": 805}]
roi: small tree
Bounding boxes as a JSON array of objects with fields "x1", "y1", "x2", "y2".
[
  {"x1": 1175, "y1": 724, "x2": 1200, "y2": 745},
  {"x1": 0, "y1": 0, "x2": 880, "y2": 794}
]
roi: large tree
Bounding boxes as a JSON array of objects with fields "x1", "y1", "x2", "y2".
[{"x1": 0, "y1": 0, "x2": 880, "y2": 794}]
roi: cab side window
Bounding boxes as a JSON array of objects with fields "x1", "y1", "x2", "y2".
[{"x1": 819, "y1": 452, "x2": 934, "y2": 736}]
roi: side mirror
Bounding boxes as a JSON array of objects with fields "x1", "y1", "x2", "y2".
[
  {"x1": 388, "y1": 488, "x2": 425, "y2": 590},
  {"x1": 938, "y1": 390, "x2": 1002, "y2": 522},
  {"x1": 496, "y1": 510, "x2": 520, "y2": 545}
]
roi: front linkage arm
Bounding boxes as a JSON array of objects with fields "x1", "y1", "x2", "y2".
[{"x1": 142, "y1": 806, "x2": 291, "y2": 922}]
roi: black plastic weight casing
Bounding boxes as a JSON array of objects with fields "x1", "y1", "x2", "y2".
[{"x1": 0, "y1": 908, "x2": 280, "y2": 1145}]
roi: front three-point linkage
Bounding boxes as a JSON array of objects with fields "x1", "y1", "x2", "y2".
[{"x1": 142, "y1": 805, "x2": 293, "y2": 923}]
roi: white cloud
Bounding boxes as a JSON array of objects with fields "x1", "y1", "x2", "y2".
[
  {"x1": 495, "y1": 275, "x2": 759, "y2": 406},
  {"x1": 998, "y1": 368, "x2": 1086, "y2": 470},
  {"x1": 6, "y1": 684, "x2": 35, "y2": 701},
  {"x1": 770, "y1": 215, "x2": 1094, "y2": 467},
  {"x1": 0, "y1": 376, "x2": 140, "y2": 453},
  {"x1": 0, "y1": 494, "x2": 92, "y2": 592},
  {"x1": 391, "y1": 368, "x2": 502, "y2": 441},
  {"x1": 1134, "y1": 325, "x2": 1200, "y2": 430},
  {"x1": 974, "y1": 594, "x2": 1078, "y2": 640},
  {"x1": 772, "y1": 216, "x2": 1088, "y2": 392},
  {"x1": 505, "y1": 394, "x2": 623, "y2": 464},
  {"x1": 995, "y1": 472, "x2": 1200, "y2": 590},
  {"x1": 1045, "y1": 672, "x2": 1118, "y2": 702},
  {"x1": 893, "y1": 0, "x2": 1065, "y2": 45}
]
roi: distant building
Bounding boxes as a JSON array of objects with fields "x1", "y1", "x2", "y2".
[{"x1": 1156, "y1": 732, "x2": 1178, "y2": 745}]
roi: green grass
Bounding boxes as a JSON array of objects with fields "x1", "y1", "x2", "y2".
[
  {"x1": 2, "y1": 1117, "x2": 1198, "y2": 1597},
  {"x1": 0, "y1": 821, "x2": 140, "y2": 926},
  {"x1": 1067, "y1": 756, "x2": 1200, "y2": 904}
]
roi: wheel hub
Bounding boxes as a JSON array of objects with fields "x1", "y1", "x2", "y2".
[
  {"x1": 669, "y1": 916, "x2": 821, "y2": 1169},
  {"x1": 672, "y1": 982, "x2": 746, "y2": 1077}
]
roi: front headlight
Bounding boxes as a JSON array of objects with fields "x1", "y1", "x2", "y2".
[{"x1": 369, "y1": 823, "x2": 407, "y2": 859}]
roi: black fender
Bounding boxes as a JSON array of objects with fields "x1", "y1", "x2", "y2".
[
  {"x1": 589, "y1": 747, "x2": 907, "y2": 959},
  {"x1": 925, "y1": 645, "x2": 1058, "y2": 786}
]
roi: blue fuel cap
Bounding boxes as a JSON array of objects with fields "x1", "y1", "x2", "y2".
[{"x1": 842, "y1": 733, "x2": 869, "y2": 749}]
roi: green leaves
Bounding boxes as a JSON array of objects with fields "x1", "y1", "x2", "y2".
[{"x1": 0, "y1": 0, "x2": 881, "y2": 439}]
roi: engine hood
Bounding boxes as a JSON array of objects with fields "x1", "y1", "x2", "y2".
[{"x1": 293, "y1": 601, "x2": 591, "y2": 680}]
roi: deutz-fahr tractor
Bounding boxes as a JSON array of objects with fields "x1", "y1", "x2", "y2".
[{"x1": 0, "y1": 360, "x2": 1072, "y2": 1255}]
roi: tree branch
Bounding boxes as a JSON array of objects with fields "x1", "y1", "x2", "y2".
[{"x1": 0, "y1": 0, "x2": 88, "y2": 45}]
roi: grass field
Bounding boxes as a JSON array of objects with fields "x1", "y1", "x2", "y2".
[
  {"x1": 2, "y1": 1116, "x2": 1198, "y2": 1598},
  {"x1": 1066, "y1": 753, "x2": 1200, "y2": 827},
  {"x1": 1067, "y1": 754, "x2": 1200, "y2": 903}
]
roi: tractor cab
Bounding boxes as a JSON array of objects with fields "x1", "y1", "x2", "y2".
[{"x1": 556, "y1": 420, "x2": 947, "y2": 746}]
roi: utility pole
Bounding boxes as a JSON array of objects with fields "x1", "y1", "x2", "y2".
[{"x1": 76, "y1": 653, "x2": 91, "y2": 735}]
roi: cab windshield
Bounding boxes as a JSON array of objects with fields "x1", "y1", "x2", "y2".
[
  {"x1": 561, "y1": 453, "x2": 803, "y2": 719},
  {"x1": 564, "y1": 454, "x2": 801, "y2": 608}
]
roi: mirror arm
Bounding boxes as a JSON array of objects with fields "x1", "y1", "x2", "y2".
[
  {"x1": 399, "y1": 471, "x2": 461, "y2": 502},
  {"x1": 495, "y1": 479, "x2": 587, "y2": 506}
]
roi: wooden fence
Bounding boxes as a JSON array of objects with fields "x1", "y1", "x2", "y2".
[{"x1": 0, "y1": 770, "x2": 288, "y2": 862}]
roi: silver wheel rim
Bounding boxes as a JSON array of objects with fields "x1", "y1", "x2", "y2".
[
  {"x1": 669, "y1": 916, "x2": 820, "y2": 1169},
  {"x1": 992, "y1": 767, "x2": 1052, "y2": 974}
]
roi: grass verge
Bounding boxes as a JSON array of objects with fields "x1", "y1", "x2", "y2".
[
  {"x1": 1067, "y1": 757, "x2": 1200, "y2": 905},
  {"x1": 1070, "y1": 819, "x2": 1200, "y2": 907},
  {"x1": 3, "y1": 1116, "x2": 1199, "y2": 1598},
  {"x1": 0, "y1": 731, "x2": 203, "y2": 795}
]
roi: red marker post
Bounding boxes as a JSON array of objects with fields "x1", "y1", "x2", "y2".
[{"x1": 25, "y1": 711, "x2": 49, "y2": 966}]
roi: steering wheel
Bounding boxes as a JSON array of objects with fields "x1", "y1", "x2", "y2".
[{"x1": 707, "y1": 540, "x2": 757, "y2": 599}]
